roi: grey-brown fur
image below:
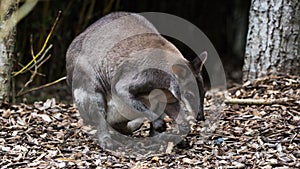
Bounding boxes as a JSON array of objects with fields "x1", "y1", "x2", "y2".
[{"x1": 66, "y1": 12, "x2": 205, "y2": 149}]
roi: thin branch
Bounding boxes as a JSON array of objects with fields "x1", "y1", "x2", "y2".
[
  {"x1": 16, "y1": 54, "x2": 51, "y2": 96},
  {"x1": 12, "y1": 44, "x2": 52, "y2": 75},
  {"x1": 17, "y1": 76, "x2": 67, "y2": 97},
  {"x1": 36, "y1": 54, "x2": 51, "y2": 69},
  {"x1": 16, "y1": 61, "x2": 45, "y2": 76},
  {"x1": 13, "y1": 10, "x2": 61, "y2": 77},
  {"x1": 25, "y1": 44, "x2": 53, "y2": 73},
  {"x1": 16, "y1": 44, "x2": 52, "y2": 96}
]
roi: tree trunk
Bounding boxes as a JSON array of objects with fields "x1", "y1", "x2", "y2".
[
  {"x1": 0, "y1": 0, "x2": 38, "y2": 104},
  {"x1": 0, "y1": 0, "x2": 17, "y2": 104},
  {"x1": 243, "y1": 0, "x2": 300, "y2": 82}
]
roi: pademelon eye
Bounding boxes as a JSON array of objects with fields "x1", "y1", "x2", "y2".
[{"x1": 183, "y1": 91, "x2": 195, "y2": 100}]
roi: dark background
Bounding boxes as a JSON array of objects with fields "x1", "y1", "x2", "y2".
[{"x1": 15, "y1": 0, "x2": 251, "y2": 102}]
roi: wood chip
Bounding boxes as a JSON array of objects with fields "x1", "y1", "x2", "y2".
[{"x1": 0, "y1": 75, "x2": 299, "y2": 168}]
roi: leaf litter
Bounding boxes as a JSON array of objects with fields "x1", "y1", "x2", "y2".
[{"x1": 0, "y1": 75, "x2": 299, "y2": 168}]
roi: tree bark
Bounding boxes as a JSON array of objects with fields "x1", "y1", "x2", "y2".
[
  {"x1": 0, "y1": 0, "x2": 38, "y2": 104},
  {"x1": 0, "y1": 0, "x2": 17, "y2": 104},
  {"x1": 243, "y1": 0, "x2": 300, "y2": 82}
]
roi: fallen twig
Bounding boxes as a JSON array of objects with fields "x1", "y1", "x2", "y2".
[{"x1": 224, "y1": 98, "x2": 289, "y2": 105}]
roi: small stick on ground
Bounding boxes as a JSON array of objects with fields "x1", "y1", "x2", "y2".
[{"x1": 224, "y1": 98, "x2": 289, "y2": 105}]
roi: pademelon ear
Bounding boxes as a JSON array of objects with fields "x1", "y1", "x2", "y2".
[
  {"x1": 172, "y1": 64, "x2": 189, "y2": 79},
  {"x1": 191, "y1": 51, "x2": 207, "y2": 72}
]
